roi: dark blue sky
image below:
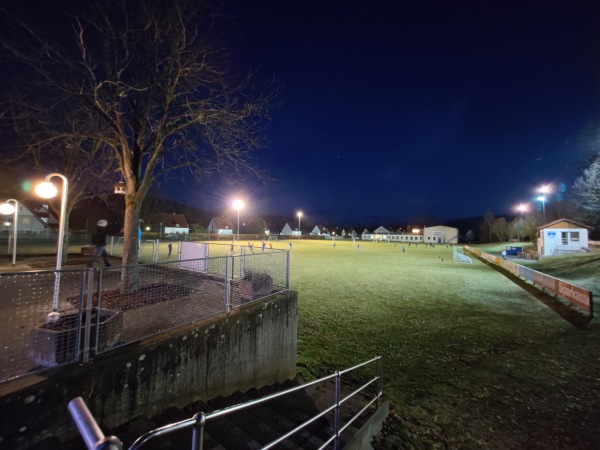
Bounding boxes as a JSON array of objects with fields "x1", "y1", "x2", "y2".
[{"x1": 177, "y1": 1, "x2": 600, "y2": 225}]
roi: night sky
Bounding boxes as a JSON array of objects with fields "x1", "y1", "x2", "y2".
[{"x1": 175, "y1": 0, "x2": 600, "y2": 226}]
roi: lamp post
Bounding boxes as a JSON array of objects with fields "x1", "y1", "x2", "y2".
[
  {"x1": 538, "y1": 185, "x2": 549, "y2": 220},
  {"x1": 517, "y1": 203, "x2": 527, "y2": 217},
  {"x1": 35, "y1": 173, "x2": 68, "y2": 322},
  {"x1": 0, "y1": 199, "x2": 19, "y2": 267},
  {"x1": 232, "y1": 199, "x2": 244, "y2": 241},
  {"x1": 297, "y1": 211, "x2": 302, "y2": 238}
]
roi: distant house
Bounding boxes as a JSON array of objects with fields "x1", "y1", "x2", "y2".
[
  {"x1": 281, "y1": 223, "x2": 293, "y2": 236},
  {"x1": 159, "y1": 213, "x2": 189, "y2": 235},
  {"x1": 310, "y1": 225, "x2": 330, "y2": 236},
  {"x1": 373, "y1": 226, "x2": 389, "y2": 234},
  {"x1": 33, "y1": 204, "x2": 58, "y2": 228},
  {"x1": 1, "y1": 202, "x2": 52, "y2": 237},
  {"x1": 207, "y1": 217, "x2": 234, "y2": 235},
  {"x1": 424, "y1": 225, "x2": 459, "y2": 244},
  {"x1": 537, "y1": 218, "x2": 593, "y2": 258}
]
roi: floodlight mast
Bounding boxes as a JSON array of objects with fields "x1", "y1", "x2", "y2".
[
  {"x1": 538, "y1": 185, "x2": 549, "y2": 220},
  {"x1": 297, "y1": 211, "x2": 303, "y2": 238},
  {"x1": 232, "y1": 199, "x2": 244, "y2": 241}
]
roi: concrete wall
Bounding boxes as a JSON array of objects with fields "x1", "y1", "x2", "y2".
[{"x1": 0, "y1": 292, "x2": 298, "y2": 449}]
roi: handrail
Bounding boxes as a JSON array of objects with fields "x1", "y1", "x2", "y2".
[
  {"x1": 70, "y1": 356, "x2": 383, "y2": 450},
  {"x1": 68, "y1": 397, "x2": 123, "y2": 450}
]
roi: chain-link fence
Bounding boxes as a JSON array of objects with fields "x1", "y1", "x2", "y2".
[{"x1": 0, "y1": 245, "x2": 289, "y2": 383}]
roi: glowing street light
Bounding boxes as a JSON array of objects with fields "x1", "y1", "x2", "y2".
[
  {"x1": 0, "y1": 199, "x2": 19, "y2": 267},
  {"x1": 35, "y1": 173, "x2": 69, "y2": 322},
  {"x1": 297, "y1": 211, "x2": 303, "y2": 237},
  {"x1": 517, "y1": 203, "x2": 527, "y2": 217},
  {"x1": 538, "y1": 185, "x2": 549, "y2": 220},
  {"x1": 232, "y1": 199, "x2": 244, "y2": 241}
]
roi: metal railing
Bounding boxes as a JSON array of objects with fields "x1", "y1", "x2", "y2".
[
  {"x1": 0, "y1": 245, "x2": 289, "y2": 383},
  {"x1": 69, "y1": 356, "x2": 383, "y2": 450}
]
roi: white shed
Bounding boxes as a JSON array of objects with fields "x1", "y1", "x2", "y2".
[
  {"x1": 537, "y1": 219, "x2": 593, "y2": 258},
  {"x1": 424, "y1": 225, "x2": 459, "y2": 244}
]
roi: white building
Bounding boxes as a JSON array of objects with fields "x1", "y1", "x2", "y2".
[
  {"x1": 361, "y1": 224, "x2": 458, "y2": 244},
  {"x1": 537, "y1": 218, "x2": 593, "y2": 258},
  {"x1": 373, "y1": 226, "x2": 389, "y2": 234},
  {"x1": 310, "y1": 225, "x2": 330, "y2": 236},
  {"x1": 159, "y1": 213, "x2": 189, "y2": 235},
  {"x1": 281, "y1": 223, "x2": 293, "y2": 235},
  {"x1": 207, "y1": 217, "x2": 234, "y2": 235},
  {"x1": 1, "y1": 202, "x2": 52, "y2": 237},
  {"x1": 423, "y1": 225, "x2": 459, "y2": 244}
]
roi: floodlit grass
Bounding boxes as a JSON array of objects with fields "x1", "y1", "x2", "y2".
[
  {"x1": 286, "y1": 239, "x2": 600, "y2": 449},
  {"x1": 15, "y1": 238, "x2": 600, "y2": 447}
]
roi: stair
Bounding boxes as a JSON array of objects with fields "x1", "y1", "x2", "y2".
[{"x1": 101, "y1": 377, "x2": 379, "y2": 450}]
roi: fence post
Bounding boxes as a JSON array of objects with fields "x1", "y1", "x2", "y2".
[
  {"x1": 192, "y1": 411, "x2": 206, "y2": 450},
  {"x1": 333, "y1": 371, "x2": 341, "y2": 450},
  {"x1": 286, "y1": 250, "x2": 291, "y2": 290},
  {"x1": 225, "y1": 256, "x2": 232, "y2": 313},
  {"x1": 82, "y1": 268, "x2": 95, "y2": 364},
  {"x1": 376, "y1": 356, "x2": 382, "y2": 408}
]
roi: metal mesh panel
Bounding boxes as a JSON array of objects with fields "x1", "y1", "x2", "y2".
[
  {"x1": 0, "y1": 269, "x2": 84, "y2": 382},
  {"x1": 0, "y1": 245, "x2": 289, "y2": 381},
  {"x1": 230, "y1": 251, "x2": 288, "y2": 307},
  {"x1": 95, "y1": 258, "x2": 230, "y2": 352}
]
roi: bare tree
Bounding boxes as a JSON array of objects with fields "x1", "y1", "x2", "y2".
[
  {"x1": 2, "y1": 0, "x2": 279, "y2": 290},
  {"x1": 482, "y1": 211, "x2": 495, "y2": 242},
  {"x1": 2, "y1": 100, "x2": 117, "y2": 262},
  {"x1": 571, "y1": 152, "x2": 600, "y2": 228},
  {"x1": 491, "y1": 217, "x2": 509, "y2": 242}
]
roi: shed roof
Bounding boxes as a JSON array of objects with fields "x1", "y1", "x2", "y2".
[{"x1": 536, "y1": 218, "x2": 594, "y2": 230}]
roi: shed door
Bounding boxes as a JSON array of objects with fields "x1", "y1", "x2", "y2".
[{"x1": 561, "y1": 232, "x2": 568, "y2": 245}]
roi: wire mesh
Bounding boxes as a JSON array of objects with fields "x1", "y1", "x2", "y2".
[
  {"x1": 0, "y1": 269, "x2": 84, "y2": 382},
  {"x1": 0, "y1": 244, "x2": 289, "y2": 381}
]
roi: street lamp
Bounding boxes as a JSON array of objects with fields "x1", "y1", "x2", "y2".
[
  {"x1": 232, "y1": 199, "x2": 244, "y2": 241},
  {"x1": 0, "y1": 199, "x2": 19, "y2": 267},
  {"x1": 297, "y1": 211, "x2": 303, "y2": 237},
  {"x1": 538, "y1": 185, "x2": 549, "y2": 220},
  {"x1": 35, "y1": 173, "x2": 68, "y2": 322},
  {"x1": 517, "y1": 203, "x2": 527, "y2": 217}
]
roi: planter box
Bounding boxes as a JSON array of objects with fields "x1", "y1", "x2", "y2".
[
  {"x1": 29, "y1": 308, "x2": 123, "y2": 367},
  {"x1": 240, "y1": 275, "x2": 273, "y2": 301},
  {"x1": 81, "y1": 245, "x2": 96, "y2": 256}
]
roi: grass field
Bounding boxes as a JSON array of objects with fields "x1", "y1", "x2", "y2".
[
  {"x1": 4, "y1": 239, "x2": 599, "y2": 448},
  {"x1": 283, "y1": 239, "x2": 600, "y2": 449}
]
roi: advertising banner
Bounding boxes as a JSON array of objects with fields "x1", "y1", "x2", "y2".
[
  {"x1": 518, "y1": 265, "x2": 534, "y2": 283},
  {"x1": 464, "y1": 246, "x2": 591, "y2": 316},
  {"x1": 557, "y1": 281, "x2": 592, "y2": 312},
  {"x1": 533, "y1": 271, "x2": 557, "y2": 291}
]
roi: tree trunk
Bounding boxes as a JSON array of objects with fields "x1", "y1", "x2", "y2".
[{"x1": 120, "y1": 200, "x2": 141, "y2": 293}]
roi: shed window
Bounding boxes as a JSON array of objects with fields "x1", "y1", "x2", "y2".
[{"x1": 571, "y1": 231, "x2": 580, "y2": 242}]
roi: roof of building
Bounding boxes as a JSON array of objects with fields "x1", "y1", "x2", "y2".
[
  {"x1": 536, "y1": 218, "x2": 594, "y2": 230},
  {"x1": 159, "y1": 213, "x2": 189, "y2": 228},
  {"x1": 210, "y1": 217, "x2": 234, "y2": 229}
]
